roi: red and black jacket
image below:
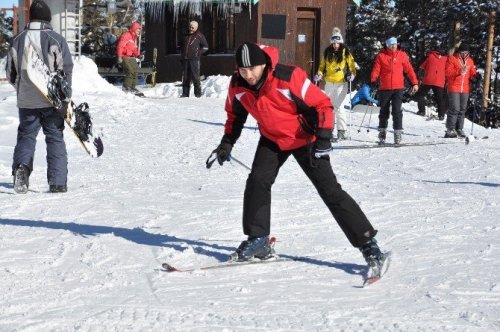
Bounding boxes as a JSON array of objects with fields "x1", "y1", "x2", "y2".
[{"x1": 223, "y1": 45, "x2": 333, "y2": 151}]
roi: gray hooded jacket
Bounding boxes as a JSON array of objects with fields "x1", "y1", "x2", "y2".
[{"x1": 6, "y1": 21, "x2": 73, "y2": 109}]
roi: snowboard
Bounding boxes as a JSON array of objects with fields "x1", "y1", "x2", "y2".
[{"x1": 25, "y1": 45, "x2": 103, "y2": 158}]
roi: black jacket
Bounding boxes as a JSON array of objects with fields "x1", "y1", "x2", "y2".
[{"x1": 181, "y1": 30, "x2": 208, "y2": 60}]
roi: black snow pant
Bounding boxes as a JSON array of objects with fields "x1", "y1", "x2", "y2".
[
  {"x1": 242, "y1": 136, "x2": 377, "y2": 248},
  {"x1": 181, "y1": 59, "x2": 201, "y2": 97},
  {"x1": 378, "y1": 89, "x2": 404, "y2": 130},
  {"x1": 415, "y1": 84, "x2": 446, "y2": 118}
]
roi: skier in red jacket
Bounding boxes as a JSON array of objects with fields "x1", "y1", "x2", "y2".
[
  {"x1": 415, "y1": 48, "x2": 448, "y2": 119},
  {"x1": 207, "y1": 42, "x2": 388, "y2": 275},
  {"x1": 370, "y1": 37, "x2": 418, "y2": 144},
  {"x1": 116, "y1": 22, "x2": 144, "y2": 96},
  {"x1": 444, "y1": 44, "x2": 479, "y2": 138}
]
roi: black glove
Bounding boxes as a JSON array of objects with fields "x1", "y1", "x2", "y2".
[
  {"x1": 313, "y1": 129, "x2": 332, "y2": 159},
  {"x1": 370, "y1": 81, "x2": 379, "y2": 92},
  {"x1": 206, "y1": 136, "x2": 233, "y2": 168},
  {"x1": 472, "y1": 73, "x2": 482, "y2": 83}
]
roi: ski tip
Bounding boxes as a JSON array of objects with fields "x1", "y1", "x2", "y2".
[
  {"x1": 363, "y1": 276, "x2": 381, "y2": 287},
  {"x1": 94, "y1": 137, "x2": 104, "y2": 157},
  {"x1": 161, "y1": 262, "x2": 181, "y2": 272}
]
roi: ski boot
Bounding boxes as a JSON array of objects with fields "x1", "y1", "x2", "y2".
[
  {"x1": 456, "y1": 129, "x2": 466, "y2": 138},
  {"x1": 444, "y1": 129, "x2": 457, "y2": 138},
  {"x1": 360, "y1": 238, "x2": 390, "y2": 283},
  {"x1": 13, "y1": 164, "x2": 30, "y2": 194},
  {"x1": 337, "y1": 130, "x2": 346, "y2": 141},
  {"x1": 394, "y1": 129, "x2": 403, "y2": 145},
  {"x1": 229, "y1": 236, "x2": 274, "y2": 262},
  {"x1": 129, "y1": 87, "x2": 145, "y2": 97},
  {"x1": 378, "y1": 128, "x2": 386, "y2": 145}
]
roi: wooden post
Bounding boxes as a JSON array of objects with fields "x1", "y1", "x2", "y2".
[{"x1": 481, "y1": 10, "x2": 496, "y2": 116}]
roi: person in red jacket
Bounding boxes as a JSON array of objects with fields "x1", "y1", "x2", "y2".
[
  {"x1": 444, "y1": 44, "x2": 478, "y2": 138},
  {"x1": 116, "y1": 22, "x2": 144, "y2": 96},
  {"x1": 415, "y1": 48, "x2": 448, "y2": 120},
  {"x1": 206, "y1": 42, "x2": 388, "y2": 274},
  {"x1": 370, "y1": 37, "x2": 419, "y2": 144}
]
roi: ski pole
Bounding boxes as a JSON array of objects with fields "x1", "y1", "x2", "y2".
[
  {"x1": 357, "y1": 104, "x2": 370, "y2": 133},
  {"x1": 367, "y1": 104, "x2": 374, "y2": 133},
  {"x1": 348, "y1": 80, "x2": 353, "y2": 140},
  {"x1": 229, "y1": 155, "x2": 252, "y2": 171}
]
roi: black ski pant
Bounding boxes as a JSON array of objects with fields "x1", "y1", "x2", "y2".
[
  {"x1": 242, "y1": 136, "x2": 377, "y2": 248},
  {"x1": 378, "y1": 89, "x2": 404, "y2": 130},
  {"x1": 415, "y1": 84, "x2": 446, "y2": 117},
  {"x1": 181, "y1": 59, "x2": 201, "y2": 97}
]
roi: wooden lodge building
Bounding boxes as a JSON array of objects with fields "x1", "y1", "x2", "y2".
[{"x1": 145, "y1": 0, "x2": 356, "y2": 83}]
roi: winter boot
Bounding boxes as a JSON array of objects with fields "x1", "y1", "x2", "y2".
[
  {"x1": 456, "y1": 129, "x2": 466, "y2": 138},
  {"x1": 444, "y1": 129, "x2": 457, "y2": 138},
  {"x1": 229, "y1": 236, "x2": 274, "y2": 261},
  {"x1": 378, "y1": 128, "x2": 386, "y2": 144},
  {"x1": 129, "y1": 87, "x2": 145, "y2": 97},
  {"x1": 49, "y1": 184, "x2": 67, "y2": 193},
  {"x1": 359, "y1": 238, "x2": 383, "y2": 268},
  {"x1": 337, "y1": 130, "x2": 346, "y2": 141},
  {"x1": 394, "y1": 129, "x2": 403, "y2": 145},
  {"x1": 13, "y1": 164, "x2": 30, "y2": 194}
]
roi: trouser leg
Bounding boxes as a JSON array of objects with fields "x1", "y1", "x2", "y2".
[
  {"x1": 12, "y1": 108, "x2": 43, "y2": 174},
  {"x1": 390, "y1": 89, "x2": 404, "y2": 130},
  {"x1": 181, "y1": 61, "x2": 191, "y2": 96},
  {"x1": 122, "y1": 58, "x2": 138, "y2": 89},
  {"x1": 432, "y1": 86, "x2": 446, "y2": 118},
  {"x1": 41, "y1": 108, "x2": 67, "y2": 185},
  {"x1": 455, "y1": 93, "x2": 469, "y2": 130},
  {"x1": 293, "y1": 146, "x2": 377, "y2": 247},
  {"x1": 190, "y1": 59, "x2": 202, "y2": 97},
  {"x1": 446, "y1": 93, "x2": 460, "y2": 130},
  {"x1": 242, "y1": 137, "x2": 289, "y2": 237},
  {"x1": 377, "y1": 90, "x2": 393, "y2": 129}
]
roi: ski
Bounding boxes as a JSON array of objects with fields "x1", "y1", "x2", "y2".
[
  {"x1": 161, "y1": 255, "x2": 293, "y2": 273},
  {"x1": 162, "y1": 236, "x2": 284, "y2": 273},
  {"x1": 363, "y1": 251, "x2": 392, "y2": 287}
]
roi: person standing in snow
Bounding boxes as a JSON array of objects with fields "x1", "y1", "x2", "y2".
[
  {"x1": 414, "y1": 47, "x2": 448, "y2": 120},
  {"x1": 370, "y1": 37, "x2": 419, "y2": 144},
  {"x1": 116, "y1": 22, "x2": 144, "y2": 97},
  {"x1": 314, "y1": 28, "x2": 356, "y2": 141},
  {"x1": 444, "y1": 43, "x2": 479, "y2": 138},
  {"x1": 180, "y1": 20, "x2": 209, "y2": 98},
  {"x1": 207, "y1": 42, "x2": 387, "y2": 271},
  {"x1": 6, "y1": 0, "x2": 72, "y2": 194}
]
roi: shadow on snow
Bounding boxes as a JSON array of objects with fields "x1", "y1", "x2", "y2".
[{"x1": 0, "y1": 218, "x2": 364, "y2": 276}]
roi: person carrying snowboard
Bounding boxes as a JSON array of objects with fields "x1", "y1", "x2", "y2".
[
  {"x1": 6, "y1": 0, "x2": 73, "y2": 193},
  {"x1": 207, "y1": 42, "x2": 387, "y2": 273}
]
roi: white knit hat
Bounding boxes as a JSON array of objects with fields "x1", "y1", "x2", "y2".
[{"x1": 330, "y1": 27, "x2": 343, "y2": 44}]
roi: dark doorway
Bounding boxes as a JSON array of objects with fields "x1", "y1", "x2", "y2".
[{"x1": 295, "y1": 9, "x2": 318, "y2": 79}]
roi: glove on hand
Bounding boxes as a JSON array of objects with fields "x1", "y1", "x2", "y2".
[
  {"x1": 346, "y1": 74, "x2": 355, "y2": 82},
  {"x1": 313, "y1": 74, "x2": 322, "y2": 84},
  {"x1": 313, "y1": 129, "x2": 332, "y2": 159},
  {"x1": 206, "y1": 137, "x2": 233, "y2": 168},
  {"x1": 56, "y1": 100, "x2": 70, "y2": 119},
  {"x1": 137, "y1": 54, "x2": 145, "y2": 62}
]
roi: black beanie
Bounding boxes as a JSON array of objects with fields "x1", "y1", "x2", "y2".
[
  {"x1": 236, "y1": 43, "x2": 267, "y2": 68},
  {"x1": 30, "y1": 0, "x2": 51, "y2": 23}
]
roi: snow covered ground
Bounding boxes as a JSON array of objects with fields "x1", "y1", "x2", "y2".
[{"x1": 0, "y1": 57, "x2": 499, "y2": 331}]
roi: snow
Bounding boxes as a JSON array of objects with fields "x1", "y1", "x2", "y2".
[{"x1": 1, "y1": 56, "x2": 499, "y2": 331}]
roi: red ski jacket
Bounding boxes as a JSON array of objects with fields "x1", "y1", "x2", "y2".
[
  {"x1": 116, "y1": 22, "x2": 141, "y2": 58},
  {"x1": 445, "y1": 53, "x2": 477, "y2": 94},
  {"x1": 420, "y1": 51, "x2": 447, "y2": 88},
  {"x1": 370, "y1": 47, "x2": 418, "y2": 90},
  {"x1": 223, "y1": 45, "x2": 333, "y2": 151}
]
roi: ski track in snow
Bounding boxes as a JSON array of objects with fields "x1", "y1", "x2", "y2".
[{"x1": 1, "y1": 58, "x2": 499, "y2": 331}]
